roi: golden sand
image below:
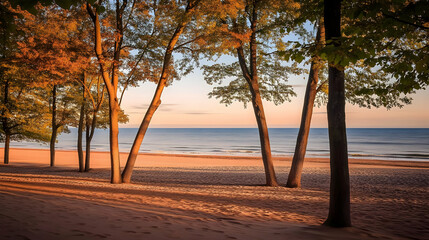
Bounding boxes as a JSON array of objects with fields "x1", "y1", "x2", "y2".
[{"x1": 1, "y1": 148, "x2": 428, "y2": 239}]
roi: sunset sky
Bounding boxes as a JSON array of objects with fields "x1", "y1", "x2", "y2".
[{"x1": 120, "y1": 66, "x2": 429, "y2": 128}]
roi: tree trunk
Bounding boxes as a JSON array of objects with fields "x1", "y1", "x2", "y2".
[
  {"x1": 50, "y1": 85, "x2": 57, "y2": 167},
  {"x1": 2, "y1": 78, "x2": 10, "y2": 164},
  {"x1": 77, "y1": 87, "x2": 85, "y2": 172},
  {"x1": 109, "y1": 98, "x2": 122, "y2": 183},
  {"x1": 286, "y1": 63, "x2": 319, "y2": 188},
  {"x1": 121, "y1": 1, "x2": 197, "y2": 183},
  {"x1": 234, "y1": 0, "x2": 278, "y2": 186},
  {"x1": 87, "y1": 4, "x2": 124, "y2": 184},
  {"x1": 323, "y1": 0, "x2": 351, "y2": 227},
  {"x1": 287, "y1": 21, "x2": 325, "y2": 188},
  {"x1": 84, "y1": 112, "x2": 96, "y2": 172},
  {"x1": 250, "y1": 84, "x2": 278, "y2": 186},
  {"x1": 4, "y1": 133, "x2": 10, "y2": 164}
]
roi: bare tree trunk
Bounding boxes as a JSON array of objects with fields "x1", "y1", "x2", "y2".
[
  {"x1": 77, "y1": 87, "x2": 85, "y2": 172},
  {"x1": 50, "y1": 85, "x2": 57, "y2": 167},
  {"x1": 121, "y1": 1, "x2": 198, "y2": 183},
  {"x1": 287, "y1": 21, "x2": 325, "y2": 188},
  {"x1": 4, "y1": 133, "x2": 10, "y2": 164},
  {"x1": 323, "y1": 0, "x2": 351, "y2": 227}
]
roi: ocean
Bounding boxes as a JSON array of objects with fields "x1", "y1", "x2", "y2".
[{"x1": 8, "y1": 128, "x2": 429, "y2": 161}]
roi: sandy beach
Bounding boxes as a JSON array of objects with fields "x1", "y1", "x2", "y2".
[{"x1": 0, "y1": 148, "x2": 428, "y2": 239}]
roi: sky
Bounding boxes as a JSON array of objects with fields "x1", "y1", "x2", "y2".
[{"x1": 120, "y1": 67, "x2": 429, "y2": 128}]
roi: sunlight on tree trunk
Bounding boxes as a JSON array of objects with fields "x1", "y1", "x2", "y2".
[{"x1": 122, "y1": 0, "x2": 199, "y2": 183}]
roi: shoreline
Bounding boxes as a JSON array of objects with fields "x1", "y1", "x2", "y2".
[
  {"x1": 1, "y1": 147, "x2": 428, "y2": 169},
  {"x1": 1, "y1": 147, "x2": 428, "y2": 239}
]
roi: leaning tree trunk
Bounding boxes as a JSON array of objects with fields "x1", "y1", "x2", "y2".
[
  {"x1": 77, "y1": 87, "x2": 85, "y2": 172},
  {"x1": 121, "y1": 1, "x2": 198, "y2": 183},
  {"x1": 323, "y1": 0, "x2": 351, "y2": 227},
  {"x1": 249, "y1": 83, "x2": 279, "y2": 186},
  {"x1": 287, "y1": 21, "x2": 325, "y2": 188},
  {"x1": 234, "y1": 1, "x2": 278, "y2": 186},
  {"x1": 50, "y1": 85, "x2": 57, "y2": 167},
  {"x1": 121, "y1": 28, "x2": 180, "y2": 183}
]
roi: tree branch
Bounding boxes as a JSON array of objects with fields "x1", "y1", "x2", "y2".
[{"x1": 382, "y1": 13, "x2": 429, "y2": 30}]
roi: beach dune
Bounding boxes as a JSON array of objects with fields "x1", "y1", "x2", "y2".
[{"x1": 0, "y1": 148, "x2": 428, "y2": 239}]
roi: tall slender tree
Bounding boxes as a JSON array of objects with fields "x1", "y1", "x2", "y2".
[
  {"x1": 121, "y1": 0, "x2": 202, "y2": 183},
  {"x1": 201, "y1": 0, "x2": 300, "y2": 186},
  {"x1": 86, "y1": 0, "x2": 129, "y2": 183},
  {"x1": 286, "y1": 19, "x2": 325, "y2": 188}
]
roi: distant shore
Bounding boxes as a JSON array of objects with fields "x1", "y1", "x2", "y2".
[{"x1": 1, "y1": 148, "x2": 428, "y2": 239}]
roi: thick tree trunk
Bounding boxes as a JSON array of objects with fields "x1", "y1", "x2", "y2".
[
  {"x1": 109, "y1": 98, "x2": 122, "y2": 183},
  {"x1": 323, "y1": 0, "x2": 351, "y2": 227},
  {"x1": 121, "y1": 1, "x2": 197, "y2": 183},
  {"x1": 50, "y1": 85, "x2": 57, "y2": 167},
  {"x1": 77, "y1": 88, "x2": 85, "y2": 172},
  {"x1": 4, "y1": 133, "x2": 10, "y2": 164},
  {"x1": 286, "y1": 21, "x2": 325, "y2": 188}
]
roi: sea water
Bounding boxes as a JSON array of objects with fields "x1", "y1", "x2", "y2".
[{"x1": 8, "y1": 128, "x2": 429, "y2": 161}]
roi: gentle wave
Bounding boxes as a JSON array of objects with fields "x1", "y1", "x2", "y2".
[{"x1": 5, "y1": 128, "x2": 429, "y2": 162}]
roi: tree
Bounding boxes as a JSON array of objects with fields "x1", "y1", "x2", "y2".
[
  {"x1": 49, "y1": 84, "x2": 79, "y2": 166},
  {"x1": 284, "y1": 0, "x2": 414, "y2": 188},
  {"x1": 86, "y1": 0, "x2": 136, "y2": 183},
  {"x1": 323, "y1": 0, "x2": 351, "y2": 227},
  {"x1": 0, "y1": 2, "x2": 52, "y2": 164},
  {"x1": 75, "y1": 71, "x2": 128, "y2": 172},
  {"x1": 201, "y1": 0, "x2": 300, "y2": 186},
  {"x1": 14, "y1": 4, "x2": 92, "y2": 166},
  {"x1": 342, "y1": 0, "x2": 428, "y2": 95},
  {"x1": 286, "y1": 18, "x2": 325, "y2": 188},
  {"x1": 121, "y1": 0, "x2": 203, "y2": 183}
]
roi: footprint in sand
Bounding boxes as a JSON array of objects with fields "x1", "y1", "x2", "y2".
[{"x1": 226, "y1": 236, "x2": 237, "y2": 239}]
